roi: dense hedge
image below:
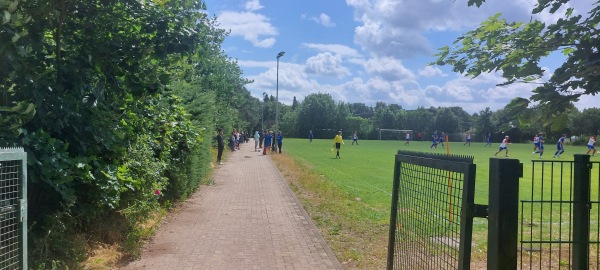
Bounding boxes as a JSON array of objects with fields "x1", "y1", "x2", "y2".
[{"x1": 0, "y1": 0, "x2": 256, "y2": 267}]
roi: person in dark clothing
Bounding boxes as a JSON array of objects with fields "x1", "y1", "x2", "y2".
[
  {"x1": 276, "y1": 131, "x2": 283, "y2": 153},
  {"x1": 216, "y1": 128, "x2": 224, "y2": 165},
  {"x1": 259, "y1": 130, "x2": 265, "y2": 148}
]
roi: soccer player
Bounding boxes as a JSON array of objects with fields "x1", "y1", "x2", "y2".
[
  {"x1": 532, "y1": 134, "x2": 540, "y2": 151},
  {"x1": 438, "y1": 132, "x2": 445, "y2": 149},
  {"x1": 333, "y1": 131, "x2": 345, "y2": 158},
  {"x1": 553, "y1": 134, "x2": 567, "y2": 158},
  {"x1": 405, "y1": 132, "x2": 410, "y2": 145},
  {"x1": 352, "y1": 131, "x2": 359, "y2": 145},
  {"x1": 533, "y1": 133, "x2": 545, "y2": 158},
  {"x1": 430, "y1": 133, "x2": 438, "y2": 149},
  {"x1": 586, "y1": 135, "x2": 597, "y2": 156},
  {"x1": 464, "y1": 133, "x2": 471, "y2": 146},
  {"x1": 309, "y1": 130, "x2": 313, "y2": 144},
  {"x1": 484, "y1": 133, "x2": 492, "y2": 147},
  {"x1": 495, "y1": 136, "x2": 510, "y2": 157}
]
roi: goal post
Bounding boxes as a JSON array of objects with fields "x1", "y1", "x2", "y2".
[{"x1": 378, "y1": 129, "x2": 413, "y2": 141}]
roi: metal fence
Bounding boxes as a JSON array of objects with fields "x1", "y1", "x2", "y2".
[
  {"x1": 520, "y1": 155, "x2": 599, "y2": 269},
  {"x1": 387, "y1": 151, "x2": 477, "y2": 270},
  {"x1": 0, "y1": 148, "x2": 27, "y2": 270}
]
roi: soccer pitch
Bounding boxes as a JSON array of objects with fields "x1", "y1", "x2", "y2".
[{"x1": 280, "y1": 137, "x2": 597, "y2": 232}]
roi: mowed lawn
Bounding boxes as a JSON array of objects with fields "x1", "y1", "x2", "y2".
[{"x1": 280, "y1": 137, "x2": 598, "y2": 235}]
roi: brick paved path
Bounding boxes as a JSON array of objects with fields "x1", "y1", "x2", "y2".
[{"x1": 121, "y1": 143, "x2": 343, "y2": 270}]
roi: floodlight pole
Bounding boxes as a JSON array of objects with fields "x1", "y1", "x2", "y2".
[{"x1": 275, "y1": 51, "x2": 285, "y2": 151}]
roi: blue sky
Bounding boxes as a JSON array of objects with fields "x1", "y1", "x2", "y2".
[{"x1": 203, "y1": 0, "x2": 598, "y2": 114}]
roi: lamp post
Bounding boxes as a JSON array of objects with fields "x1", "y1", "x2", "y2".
[{"x1": 275, "y1": 51, "x2": 285, "y2": 151}]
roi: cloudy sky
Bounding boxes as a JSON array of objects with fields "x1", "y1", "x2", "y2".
[{"x1": 203, "y1": 0, "x2": 597, "y2": 114}]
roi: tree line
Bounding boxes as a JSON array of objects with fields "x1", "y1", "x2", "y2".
[{"x1": 260, "y1": 93, "x2": 600, "y2": 144}]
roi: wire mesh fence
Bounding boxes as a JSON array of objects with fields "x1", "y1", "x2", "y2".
[
  {"x1": 0, "y1": 148, "x2": 26, "y2": 270},
  {"x1": 388, "y1": 151, "x2": 475, "y2": 270},
  {"x1": 520, "y1": 158, "x2": 600, "y2": 269}
]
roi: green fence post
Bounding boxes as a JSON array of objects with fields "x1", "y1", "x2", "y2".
[
  {"x1": 488, "y1": 158, "x2": 522, "y2": 270},
  {"x1": 386, "y1": 156, "x2": 401, "y2": 270},
  {"x1": 573, "y1": 154, "x2": 591, "y2": 270}
]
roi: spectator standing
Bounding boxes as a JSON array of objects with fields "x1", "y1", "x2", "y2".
[
  {"x1": 259, "y1": 130, "x2": 265, "y2": 148},
  {"x1": 276, "y1": 131, "x2": 283, "y2": 153},
  {"x1": 271, "y1": 131, "x2": 276, "y2": 152},
  {"x1": 263, "y1": 131, "x2": 272, "y2": 155},
  {"x1": 254, "y1": 131, "x2": 260, "y2": 152},
  {"x1": 216, "y1": 128, "x2": 224, "y2": 165}
]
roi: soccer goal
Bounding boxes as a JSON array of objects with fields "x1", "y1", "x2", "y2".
[{"x1": 378, "y1": 129, "x2": 413, "y2": 141}]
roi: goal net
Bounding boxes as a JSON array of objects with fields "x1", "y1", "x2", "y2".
[{"x1": 378, "y1": 129, "x2": 413, "y2": 141}]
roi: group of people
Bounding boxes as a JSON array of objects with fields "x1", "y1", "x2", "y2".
[
  {"x1": 215, "y1": 128, "x2": 284, "y2": 165},
  {"x1": 494, "y1": 133, "x2": 597, "y2": 158},
  {"x1": 430, "y1": 131, "x2": 446, "y2": 149},
  {"x1": 257, "y1": 130, "x2": 283, "y2": 155}
]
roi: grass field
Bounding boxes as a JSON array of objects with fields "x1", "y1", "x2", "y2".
[{"x1": 273, "y1": 138, "x2": 600, "y2": 268}]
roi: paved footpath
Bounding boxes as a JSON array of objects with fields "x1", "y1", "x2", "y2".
[{"x1": 121, "y1": 143, "x2": 343, "y2": 270}]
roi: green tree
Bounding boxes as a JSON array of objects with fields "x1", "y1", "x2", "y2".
[
  {"x1": 405, "y1": 107, "x2": 435, "y2": 135},
  {"x1": 435, "y1": 0, "x2": 598, "y2": 121},
  {"x1": 568, "y1": 108, "x2": 600, "y2": 136},
  {"x1": 297, "y1": 93, "x2": 336, "y2": 139},
  {"x1": 434, "y1": 108, "x2": 460, "y2": 134},
  {"x1": 474, "y1": 107, "x2": 494, "y2": 139}
]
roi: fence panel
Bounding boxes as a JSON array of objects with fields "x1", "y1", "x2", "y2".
[
  {"x1": 520, "y1": 155, "x2": 599, "y2": 269},
  {"x1": 0, "y1": 148, "x2": 27, "y2": 270},
  {"x1": 387, "y1": 151, "x2": 476, "y2": 270}
]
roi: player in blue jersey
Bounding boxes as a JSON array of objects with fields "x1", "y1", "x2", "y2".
[
  {"x1": 484, "y1": 133, "x2": 492, "y2": 147},
  {"x1": 430, "y1": 132, "x2": 438, "y2": 149},
  {"x1": 533, "y1": 132, "x2": 545, "y2": 158},
  {"x1": 553, "y1": 134, "x2": 567, "y2": 158}
]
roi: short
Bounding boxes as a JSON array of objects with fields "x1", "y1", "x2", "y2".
[
  {"x1": 588, "y1": 145, "x2": 596, "y2": 149},
  {"x1": 556, "y1": 144, "x2": 564, "y2": 151},
  {"x1": 335, "y1": 143, "x2": 341, "y2": 149},
  {"x1": 534, "y1": 142, "x2": 540, "y2": 148},
  {"x1": 539, "y1": 144, "x2": 544, "y2": 150},
  {"x1": 498, "y1": 146, "x2": 508, "y2": 151},
  {"x1": 466, "y1": 138, "x2": 471, "y2": 142}
]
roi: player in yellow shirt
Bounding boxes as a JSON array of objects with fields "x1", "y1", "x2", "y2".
[{"x1": 333, "y1": 131, "x2": 344, "y2": 159}]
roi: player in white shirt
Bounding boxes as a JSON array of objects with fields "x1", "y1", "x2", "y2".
[
  {"x1": 586, "y1": 136, "x2": 597, "y2": 156},
  {"x1": 494, "y1": 136, "x2": 511, "y2": 157}
]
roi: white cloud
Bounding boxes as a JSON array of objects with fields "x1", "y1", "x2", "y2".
[
  {"x1": 304, "y1": 52, "x2": 351, "y2": 78},
  {"x1": 418, "y1": 66, "x2": 446, "y2": 77},
  {"x1": 311, "y1": 13, "x2": 336, "y2": 27},
  {"x1": 363, "y1": 57, "x2": 415, "y2": 81},
  {"x1": 245, "y1": 0, "x2": 264, "y2": 11},
  {"x1": 346, "y1": 0, "x2": 539, "y2": 58},
  {"x1": 216, "y1": 11, "x2": 277, "y2": 48}
]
